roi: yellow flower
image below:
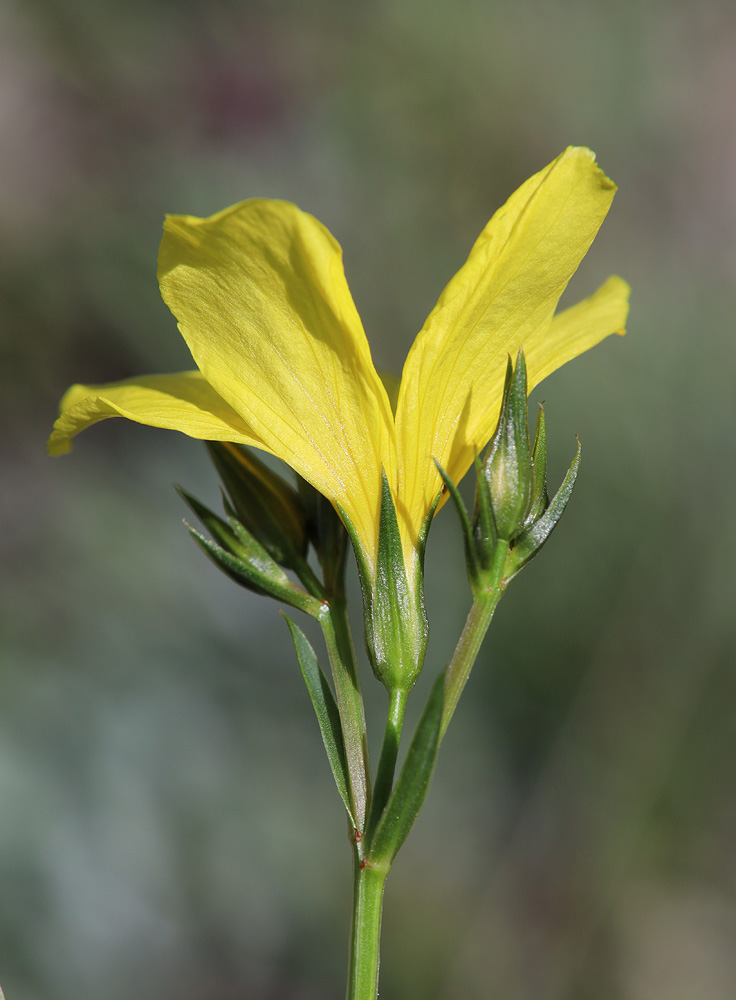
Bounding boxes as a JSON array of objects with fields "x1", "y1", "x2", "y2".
[{"x1": 49, "y1": 146, "x2": 629, "y2": 586}]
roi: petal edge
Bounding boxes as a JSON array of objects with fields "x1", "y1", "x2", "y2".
[{"x1": 47, "y1": 371, "x2": 263, "y2": 456}]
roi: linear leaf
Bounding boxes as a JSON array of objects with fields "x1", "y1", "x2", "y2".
[
  {"x1": 284, "y1": 616, "x2": 354, "y2": 825},
  {"x1": 367, "y1": 670, "x2": 445, "y2": 868}
]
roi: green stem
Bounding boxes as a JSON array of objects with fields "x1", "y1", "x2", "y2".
[
  {"x1": 346, "y1": 850, "x2": 389, "y2": 1000},
  {"x1": 320, "y1": 597, "x2": 371, "y2": 833},
  {"x1": 365, "y1": 687, "x2": 408, "y2": 843},
  {"x1": 441, "y1": 541, "x2": 509, "y2": 740}
]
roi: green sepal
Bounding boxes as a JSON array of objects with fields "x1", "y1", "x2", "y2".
[
  {"x1": 416, "y1": 490, "x2": 441, "y2": 568},
  {"x1": 219, "y1": 493, "x2": 326, "y2": 601},
  {"x1": 205, "y1": 442, "x2": 308, "y2": 570},
  {"x1": 435, "y1": 460, "x2": 477, "y2": 578},
  {"x1": 283, "y1": 615, "x2": 355, "y2": 825},
  {"x1": 472, "y1": 451, "x2": 498, "y2": 574},
  {"x1": 339, "y1": 479, "x2": 438, "y2": 694},
  {"x1": 434, "y1": 455, "x2": 487, "y2": 587},
  {"x1": 526, "y1": 405, "x2": 549, "y2": 526},
  {"x1": 178, "y1": 488, "x2": 323, "y2": 616},
  {"x1": 506, "y1": 438, "x2": 581, "y2": 579},
  {"x1": 297, "y1": 477, "x2": 348, "y2": 595},
  {"x1": 338, "y1": 504, "x2": 373, "y2": 600},
  {"x1": 176, "y1": 486, "x2": 247, "y2": 560},
  {"x1": 367, "y1": 473, "x2": 428, "y2": 692},
  {"x1": 366, "y1": 670, "x2": 445, "y2": 870},
  {"x1": 187, "y1": 526, "x2": 323, "y2": 616},
  {"x1": 483, "y1": 351, "x2": 533, "y2": 540}
]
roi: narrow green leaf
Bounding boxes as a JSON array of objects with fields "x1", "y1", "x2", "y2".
[
  {"x1": 507, "y1": 438, "x2": 581, "y2": 577},
  {"x1": 367, "y1": 670, "x2": 445, "y2": 868},
  {"x1": 283, "y1": 616, "x2": 354, "y2": 825},
  {"x1": 316, "y1": 589, "x2": 371, "y2": 833}
]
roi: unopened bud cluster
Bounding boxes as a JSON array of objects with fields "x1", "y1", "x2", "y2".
[
  {"x1": 178, "y1": 442, "x2": 349, "y2": 619},
  {"x1": 438, "y1": 350, "x2": 580, "y2": 598}
]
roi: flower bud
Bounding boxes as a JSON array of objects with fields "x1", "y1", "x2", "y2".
[
  {"x1": 481, "y1": 350, "x2": 532, "y2": 541},
  {"x1": 205, "y1": 442, "x2": 308, "y2": 570},
  {"x1": 342, "y1": 474, "x2": 429, "y2": 693},
  {"x1": 440, "y1": 350, "x2": 581, "y2": 595},
  {"x1": 176, "y1": 486, "x2": 323, "y2": 617}
]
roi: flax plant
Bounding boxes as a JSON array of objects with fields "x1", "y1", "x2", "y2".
[{"x1": 49, "y1": 146, "x2": 628, "y2": 999}]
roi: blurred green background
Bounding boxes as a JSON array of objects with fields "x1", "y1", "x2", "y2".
[{"x1": 2, "y1": 0, "x2": 735, "y2": 997}]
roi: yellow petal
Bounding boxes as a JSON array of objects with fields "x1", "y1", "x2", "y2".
[
  {"x1": 396, "y1": 147, "x2": 620, "y2": 537},
  {"x1": 525, "y1": 274, "x2": 630, "y2": 387},
  {"x1": 47, "y1": 371, "x2": 263, "y2": 456},
  {"x1": 158, "y1": 200, "x2": 395, "y2": 568},
  {"x1": 378, "y1": 370, "x2": 401, "y2": 415},
  {"x1": 445, "y1": 274, "x2": 630, "y2": 492}
]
